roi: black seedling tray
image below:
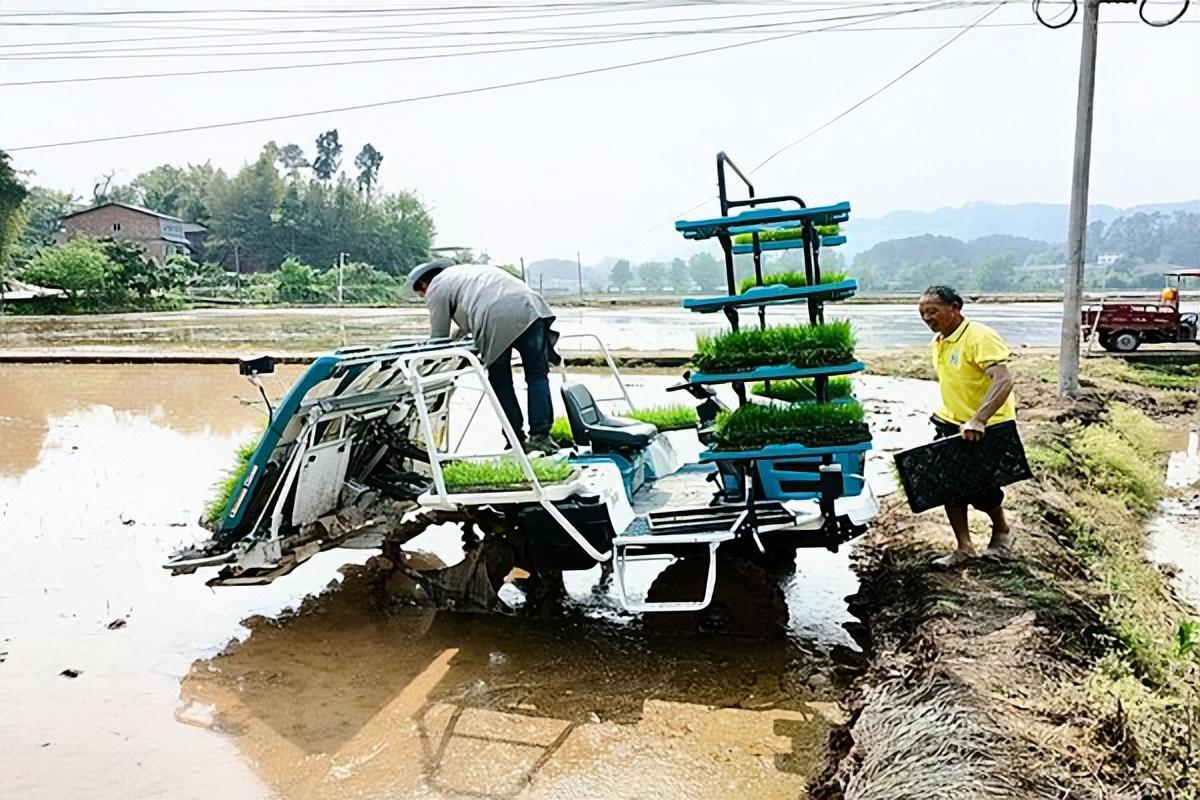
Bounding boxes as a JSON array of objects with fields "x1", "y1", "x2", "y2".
[{"x1": 893, "y1": 420, "x2": 1033, "y2": 513}]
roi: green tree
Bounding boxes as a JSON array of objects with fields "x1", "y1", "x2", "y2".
[
  {"x1": 637, "y1": 261, "x2": 667, "y2": 291},
  {"x1": 278, "y1": 144, "x2": 309, "y2": 177},
  {"x1": 275, "y1": 257, "x2": 327, "y2": 303},
  {"x1": 354, "y1": 143, "x2": 383, "y2": 196},
  {"x1": 17, "y1": 187, "x2": 75, "y2": 252},
  {"x1": 205, "y1": 143, "x2": 286, "y2": 270},
  {"x1": 669, "y1": 257, "x2": 690, "y2": 292},
  {"x1": 687, "y1": 252, "x2": 724, "y2": 292},
  {"x1": 99, "y1": 238, "x2": 185, "y2": 298},
  {"x1": 22, "y1": 237, "x2": 119, "y2": 304},
  {"x1": 0, "y1": 150, "x2": 30, "y2": 269},
  {"x1": 609, "y1": 258, "x2": 632, "y2": 290},
  {"x1": 312, "y1": 130, "x2": 342, "y2": 183},
  {"x1": 974, "y1": 254, "x2": 1016, "y2": 292}
]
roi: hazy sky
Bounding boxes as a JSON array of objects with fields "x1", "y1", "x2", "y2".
[{"x1": 1, "y1": 0, "x2": 1197, "y2": 266}]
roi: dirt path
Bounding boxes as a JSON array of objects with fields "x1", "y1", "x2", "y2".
[{"x1": 813, "y1": 351, "x2": 1199, "y2": 799}]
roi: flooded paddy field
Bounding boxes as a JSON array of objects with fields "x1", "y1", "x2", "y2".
[
  {"x1": 0, "y1": 302, "x2": 1070, "y2": 356},
  {"x1": 0, "y1": 362, "x2": 937, "y2": 799}
]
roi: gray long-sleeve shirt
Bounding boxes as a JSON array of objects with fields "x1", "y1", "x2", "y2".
[{"x1": 424, "y1": 265, "x2": 557, "y2": 367}]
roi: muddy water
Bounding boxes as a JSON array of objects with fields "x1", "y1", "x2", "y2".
[
  {"x1": 1147, "y1": 426, "x2": 1200, "y2": 608},
  {"x1": 1, "y1": 363, "x2": 945, "y2": 799},
  {"x1": 0, "y1": 302, "x2": 1067, "y2": 355}
]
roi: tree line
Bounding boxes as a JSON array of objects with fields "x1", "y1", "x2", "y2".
[{"x1": 6, "y1": 130, "x2": 435, "y2": 276}]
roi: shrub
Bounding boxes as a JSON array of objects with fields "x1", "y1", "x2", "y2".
[
  {"x1": 694, "y1": 321, "x2": 856, "y2": 374},
  {"x1": 275, "y1": 257, "x2": 328, "y2": 304},
  {"x1": 713, "y1": 400, "x2": 870, "y2": 450},
  {"x1": 751, "y1": 376, "x2": 853, "y2": 403},
  {"x1": 20, "y1": 236, "x2": 121, "y2": 304},
  {"x1": 736, "y1": 270, "x2": 848, "y2": 295},
  {"x1": 442, "y1": 457, "x2": 575, "y2": 489}
]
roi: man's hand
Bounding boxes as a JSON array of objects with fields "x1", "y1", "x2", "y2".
[{"x1": 961, "y1": 417, "x2": 986, "y2": 442}]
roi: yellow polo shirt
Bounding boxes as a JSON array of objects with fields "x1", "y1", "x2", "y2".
[{"x1": 931, "y1": 318, "x2": 1016, "y2": 425}]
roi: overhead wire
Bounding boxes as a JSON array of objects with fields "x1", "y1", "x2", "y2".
[
  {"x1": 0, "y1": 1, "x2": 948, "y2": 58},
  {"x1": 0, "y1": 4, "x2": 980, "y2": 85},
  {"x1": 628, "y1": 1, "x2": 1004, "y2": 240},
  {"x1": 3, "y1": 0, "x2": 961, "y2": 151}
]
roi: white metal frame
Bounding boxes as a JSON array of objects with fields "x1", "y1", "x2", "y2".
[
  {"x1": 610, "y1": 531, "x2": 733, "y2": 613},
  {"x1": 555, "y1": 332, "x2": 636, "y2": 411},
  {"x1": 398, "y1": 346, "x2": 612, "y2": 563}
]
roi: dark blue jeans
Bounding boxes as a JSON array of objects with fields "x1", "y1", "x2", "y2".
[{"x1": 488, "y1": 320, "x2": 553, "y2": 442}]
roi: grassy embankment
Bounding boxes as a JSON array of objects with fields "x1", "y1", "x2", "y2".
[{"x1": 812, "y1": 350, "x2": 1198, "y2": 799}]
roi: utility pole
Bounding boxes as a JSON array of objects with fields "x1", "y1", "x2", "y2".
[
  {"x1": 337, "y1": 251, "x2": 348, "y2": 305},
  {"x1": 576, "y1": 251, "x2": 584, "y2": 301},
  {"x1": 1040, "y1": 0, "x2": 1188, "y2": 398},
  {"x1": 233, "y1": 240, "x2": 242, "y2": 305},
  {"x1": 1058, "y1": 0, "x2": 1100, "y2": 398},
  {"x1": 519, "y1": 256, "x2": 526, "y2": 284}
]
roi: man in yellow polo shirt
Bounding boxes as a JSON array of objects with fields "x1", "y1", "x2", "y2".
[{"x1": 918, "y1": 286, "x2": 1017, "y2": 567}]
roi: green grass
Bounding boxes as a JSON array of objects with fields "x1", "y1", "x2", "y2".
[
  {"x1": 694, "y1": 321, "x2": 856, "y2": 374},
  {"x1": 713, "y1": 400, "x2": 869, "y2": 450},
  {"x1": 731, "y1": 224, "x2": 839, "y2": 245},
  {"x1": 441, "y1": 457, "x2": 575, "y2": 490},
  {"x1": 751, "y1": 376, "x2": 853, "y2": 403},
  {"x1": 204, "y1": 437, "x2": 259, "y2": 525},
  {"x1": 736, "y1": 270, "x2": 849, "y2": 295}
]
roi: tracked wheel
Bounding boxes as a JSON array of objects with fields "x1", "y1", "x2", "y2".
[{"x1": 643, "y1": 556, "x2": 788, "y2": 638}]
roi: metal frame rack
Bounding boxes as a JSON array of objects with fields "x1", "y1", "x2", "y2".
[{"x1": 673, "y1": 152, "x2": 868, "y2": 549}]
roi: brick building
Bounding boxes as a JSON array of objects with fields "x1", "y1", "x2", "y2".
[{"x1": 57, "y1": 202, "x2": 205, "y2": 261}]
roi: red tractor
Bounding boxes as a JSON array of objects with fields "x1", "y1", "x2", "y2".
[{"x1": 1082, "y1": 269, "x2": 1200, "y2": 352}]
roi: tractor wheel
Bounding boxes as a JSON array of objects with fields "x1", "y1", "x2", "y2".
[
  {"x1": 1110, "y1": 330, "x2": 1141, "y2": 352},
  {"x1": 643, "y1": 555, "x2": 788, "y2": 638}
]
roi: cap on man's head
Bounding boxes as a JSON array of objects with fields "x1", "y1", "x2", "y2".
[{"x1": 407, "y1": 257, "x2": 455, "y2": 293}]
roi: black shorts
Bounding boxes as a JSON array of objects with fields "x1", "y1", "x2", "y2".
[{"x1": 931, "y1": 416, "x2": 1005, "y2": 511}]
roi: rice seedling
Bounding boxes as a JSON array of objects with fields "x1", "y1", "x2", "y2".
[
  {"x1": 693, "y1": 321, "x2": 856, "y2": 374},
  {"x1": 731, "y1": 224, "x2": 839, "y2": 245},
  {"x1": 737, "y1": 270, "x2": 849, "y2": 295},
  {"x1": 713, "y1": 401, "x2": 870, "y2": 450},
  {"x1": 751, "y1": 376, "x2": 853, "y2": 403},
  {"x1": 442, "y1": 457, "x2": 576, "y2": 490},
  {"x1": 204, "y1": 437, "x2": 260, "y2": 524},
  {"x1": 550, "y1": 416, "x2": 575, "y2": 447},
  {"x1": 627, "y1": 404, "x2": 698, "y2": 431}
]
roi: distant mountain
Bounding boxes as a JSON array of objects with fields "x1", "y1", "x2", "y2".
[{"x1": 841, "y1": 200, "x2": 1199, "y2": 256}]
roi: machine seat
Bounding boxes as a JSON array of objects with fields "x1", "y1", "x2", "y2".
[{"x1": 562, "y1": 383, "x2": 657, "y2": 450}]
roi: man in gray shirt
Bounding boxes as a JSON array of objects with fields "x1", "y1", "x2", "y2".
[{"x1": 409, "y1": 259, "x2": 561, "y2": 454}]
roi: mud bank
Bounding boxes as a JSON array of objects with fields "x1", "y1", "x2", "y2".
[{"x1": 814, "y1": 351, "x2": 1199, "y2": 799}]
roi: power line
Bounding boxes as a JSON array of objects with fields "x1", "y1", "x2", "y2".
[
  {"x1": 0, "y1": 2, "x2": 943, "y2": 58},
  {"x1": 1, "y1": 5, "x2": 971, "y2": 86},
  {"x1": 4, "y1": 2, "x2": 955, "y2": 151},
  {"x1": 750, "y1": 2, "x2": 1002, "y2": 172},
  {"x1": 629, "y1": 2, "x2": 1004, "y2": 240}
]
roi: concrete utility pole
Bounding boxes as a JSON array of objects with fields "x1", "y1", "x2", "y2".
[
  {"x1": 1058, "y1": 0, "x2": 1100, "y2": 398},
  {"x1": 233, "y1": 240, "x2": 242, "y2": 305},
  {"x1": 337, "y1": 251, "x2": 349, "y2": 305},
  {"x1": 576, "y1": 251, "x2": 584, "y2": 301},
  {"x1": 1045, "y1": 0, "x2": 1188, "y2": 398}
]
